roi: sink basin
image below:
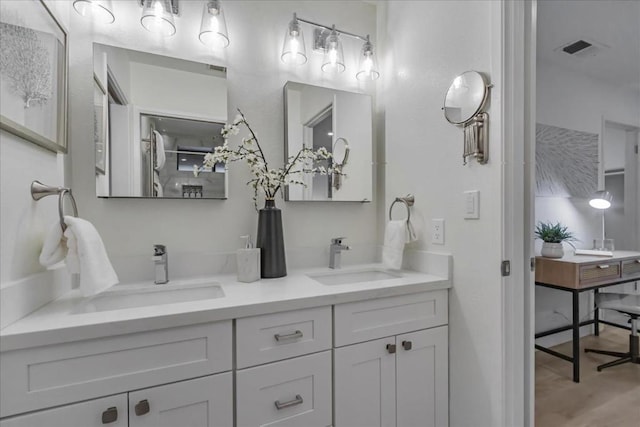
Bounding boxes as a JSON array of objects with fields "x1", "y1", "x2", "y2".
[
  {"x1": 71, "y1": 281, "x2": 225, "y2": 314},
  {"x1": 308, "y1": 269, "x2": 402, "y2": 286}
]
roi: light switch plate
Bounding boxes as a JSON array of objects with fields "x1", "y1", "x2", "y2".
[
  {"x1": 431, "y1": 219, "x2": 445, "y2": 244},
  {"x1": 464, "y1": 190, "x2": 480, "y2": 219}
]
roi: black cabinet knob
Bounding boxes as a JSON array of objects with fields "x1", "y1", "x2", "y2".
[
  {"x1": 386, "y1": 344, "x2": 397, "y2": 354},
  {"x1": 135, "y1": 399, "x2": 150, "y2": 416},
  {"x1": 101, "y1": 407, "x2": 118, "y2": 424},
  {"x1": 402, "y1": 340, "x2": 412, "y2": 351}
]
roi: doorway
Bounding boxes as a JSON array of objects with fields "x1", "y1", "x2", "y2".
[{"x1": 531, "y1": 1, "x2": 640, "y2": 426}]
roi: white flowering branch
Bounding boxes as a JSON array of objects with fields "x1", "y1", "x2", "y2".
[{"x1": 195, "y1": 109, "x2": 335, "y2": 209}]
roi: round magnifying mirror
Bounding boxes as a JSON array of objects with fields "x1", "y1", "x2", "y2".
[
  {"x1": 332, "y1": 137, "x2": 350, "y2": 167},
  {"x1": 443, "y1": 71, "x2": 489, "y2": 125}
]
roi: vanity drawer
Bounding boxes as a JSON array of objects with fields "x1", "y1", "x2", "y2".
[
  {"x1": 236, "y1": 306, "x2": 331, "y2": 369},
  {"x1": 334, "y1": 290, "x2": 448, "y2": 347},
  {"x1": 622, "y1": 258, "x2": 640, "y2": 279},
  {"x1": 579, "y1": 262, "x2": 621, "y2": 284},
  {"x1": 0, "y1": 321, "x2": 232, "y2": 418},
  {"x1": 236, "y1": 351, "x2": 331, "y2": 427}
]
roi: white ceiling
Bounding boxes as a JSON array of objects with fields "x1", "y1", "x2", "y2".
[{"x1": 537, "y1": 0, "x2": 640, "y2": 91}]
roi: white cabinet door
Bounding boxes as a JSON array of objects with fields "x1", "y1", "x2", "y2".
[
  {"x1": 0, "y1": 394, "x2": 127, "y2": 427},
  {"x1": 129, "y1": 372, "x2": 232, "y2": 427},
  {"x1": 396, "y1": 326, "x2": 448, "y2": 427},
  {"x1": 334, "y1": 337, "x2": 396, "y2": 427}
]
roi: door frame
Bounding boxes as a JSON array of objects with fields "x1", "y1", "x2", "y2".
[{"x1": 501, "y1": 1, "x2": 536, "y2": 426}]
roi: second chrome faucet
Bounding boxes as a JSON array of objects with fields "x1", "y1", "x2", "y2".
[{"x1": 329, "y1": 237, "x2": 350, "y2": 269}]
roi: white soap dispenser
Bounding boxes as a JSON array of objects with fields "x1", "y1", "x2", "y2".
[{"x1": 237, "y1": 235, "x2": 260, "y2": 283}]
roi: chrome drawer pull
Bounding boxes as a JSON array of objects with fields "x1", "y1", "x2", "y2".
[
  {"x1": 102, "y1": 407, "x2": 118, "y2": 424},
  {"x1": 274, "y1": 330, "x2": 303, "y2": 342},
  {"x1": 275, "y1": 394, "x2": 304, "y2": 410},
  {"x1": 134, "y1": 399, "x2": 150, "y2": 416},
  {"x1": 597, "y1": 265, "x2": 611, "y2": 269}
]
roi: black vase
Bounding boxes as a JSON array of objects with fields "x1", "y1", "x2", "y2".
[{"x1": 256, "y1": 199, "x2": 287, "y2": 278}]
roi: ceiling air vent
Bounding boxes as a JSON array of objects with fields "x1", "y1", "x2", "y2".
[
  {"x1": 562, "y1": 40, "x2": 592, "y2": 55},
  {"x1": 555, "y1": 38, "x2": 608, "y2": 58}
]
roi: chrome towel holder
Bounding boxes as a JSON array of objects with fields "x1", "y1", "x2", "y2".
[
  {"x1": 389, "y1": 194, "x2": 415, "y2": 221},
  {"x1": 31, "y1": 180, "x2": 78, "y2": 232}
]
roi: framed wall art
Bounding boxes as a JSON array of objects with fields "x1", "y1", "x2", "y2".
[
  {"x1": 535, "y1": 123, "x2": 599, "y2": 198},
  {"x1": 0, "y1": 0, "x2": 68, "y2": 153}
]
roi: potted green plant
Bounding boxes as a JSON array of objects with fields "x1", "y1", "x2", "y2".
[{"x1": 535, "y1": 221, "x2": 576, "y2": 258}]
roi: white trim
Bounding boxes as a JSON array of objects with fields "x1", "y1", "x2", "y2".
[
  {"x1": 501, "y1": 1, "x2": 535, "y2": 426},
  {"x1": 523, "y1": 2, "x2": 537, "y2": 425}
]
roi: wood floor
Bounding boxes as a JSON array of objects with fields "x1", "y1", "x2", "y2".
[{"x1": 535, "y1": 326, "x2": 640, "y2": 427}]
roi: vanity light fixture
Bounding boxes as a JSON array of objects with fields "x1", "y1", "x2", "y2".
[
  {"x1": 356, "y1": 35, "x2": 379, "y2": 81},
  {"x1": 199, "y1": 0, "x2": 230, "y2": 49},
  {"x1": 140, "y1": 0, "x2": 177, "y2": 37},
  {"x1": 321, "y1": 26, "x2": 346, "y2": 74},
  {"x1": 280, "y1": 13, "x2": 380, "y2": 80},
  {"x1": 281, "y1": 13, "x2": 307, "y2": 65},
  {"x1": 73, "y1": 0, "x2": 115, "y2": 24}
]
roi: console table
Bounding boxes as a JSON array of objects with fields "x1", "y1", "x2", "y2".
[{"x1": 535, "y1": 251, "x2": 640, "y2": 382}]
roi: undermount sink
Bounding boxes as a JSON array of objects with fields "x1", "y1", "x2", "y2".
[
  {"x1": 71, "y1": 281, "x2": 225, "y2": 314},
  {"x1": 308, "y1": 268, "x2": 402, "y2": 286}
]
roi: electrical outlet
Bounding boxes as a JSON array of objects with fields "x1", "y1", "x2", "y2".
[{"x1": 432, "y1": 219, "x2": 445, "y2": 244}]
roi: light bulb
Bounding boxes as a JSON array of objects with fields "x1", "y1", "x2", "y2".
[
  {"x1": 209, "y1": 15, "x2": 219, "y2": 33},
  {"x1": 289, "y1": 37, "x2": 299, "y2": 58}
]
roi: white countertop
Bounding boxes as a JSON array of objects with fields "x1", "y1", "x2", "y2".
[{"x1": 0, "y1": 264, "x2": 450, "y2": 352}]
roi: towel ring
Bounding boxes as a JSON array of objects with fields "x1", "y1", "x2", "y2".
[
  {"x1": 389, "y1": 194, "x2": 415, "y2": 221},
  {"x1": 31, "y1": 180, "x2": 79, "y2": 231}
]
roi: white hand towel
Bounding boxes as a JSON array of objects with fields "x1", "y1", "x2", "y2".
[
  {"x1": 382, "y1": 220, "x2": 407, "y2": 270},
  {"x1": 153, "y1": 170, "x2": 164, "y2": 197},
  {"x1": 153, "y1": 130, "x2": 166, "y2": 170},
  {"x1": 39, "y1": 221, "x2": 68, "y2": 267},
  {"x1": 63, "y1": 216, "x2": 119, "y2": 297}
]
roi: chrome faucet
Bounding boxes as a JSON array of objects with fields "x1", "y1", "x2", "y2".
[
  {"x1": 153, "y1": 244, "x2": 169, "y2": 284},
  {"x1": 329, "y1": 237, "x2": 350, "y2": 269}
]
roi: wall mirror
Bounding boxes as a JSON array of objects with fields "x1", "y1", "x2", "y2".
[
  {"x1": 93, "y1": 43, "x2": 227, "y2": 198},
  {"x1": 443, "y1": 70, "x2": 490, "y2": 165},
  {"x1": 284, "y1": 81, "x2": 372, "y2": 202}
]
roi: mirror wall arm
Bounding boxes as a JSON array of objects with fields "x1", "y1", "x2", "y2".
[{"x1": 295, "y1": 17, "x2": 368, "y2": 42}]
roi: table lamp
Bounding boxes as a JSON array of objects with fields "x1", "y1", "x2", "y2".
[{"x1": 589, "y1": 190, "x2": 613, "y2": 251}]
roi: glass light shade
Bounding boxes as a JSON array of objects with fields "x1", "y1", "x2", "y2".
[
  {"x1": 356, "y1": 37, "x2": 380, "y2": 81},
  {"x1": 321, "y1": 30, "x2": 345, "y2": 74},
  {"x1": 141, "y1": 0, "x2": 176, "y2": 37},
  {"x1": 73, "y1": 0, "x2": 115, "y2": 24},
  {"x1": 589, "y1": 190, "x2": 613, "y2": 209},
  {"x1": 281, "y1": 16, "x2": 307, "y2": 65},
  {"x1": 199, "y1": 1, "x2": 229, "y2": 48}
]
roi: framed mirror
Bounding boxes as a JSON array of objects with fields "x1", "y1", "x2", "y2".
[
  {"x1": 93, "y1": 43, "x2": 227, "y2": 198},
  {"x1": 284, "y1": 81, "x2": 372, "y2": 202}
]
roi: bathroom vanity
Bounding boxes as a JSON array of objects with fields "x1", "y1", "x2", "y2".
[{"x1": 0, "y1": 265, "x2": 450, "y2": 427}]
